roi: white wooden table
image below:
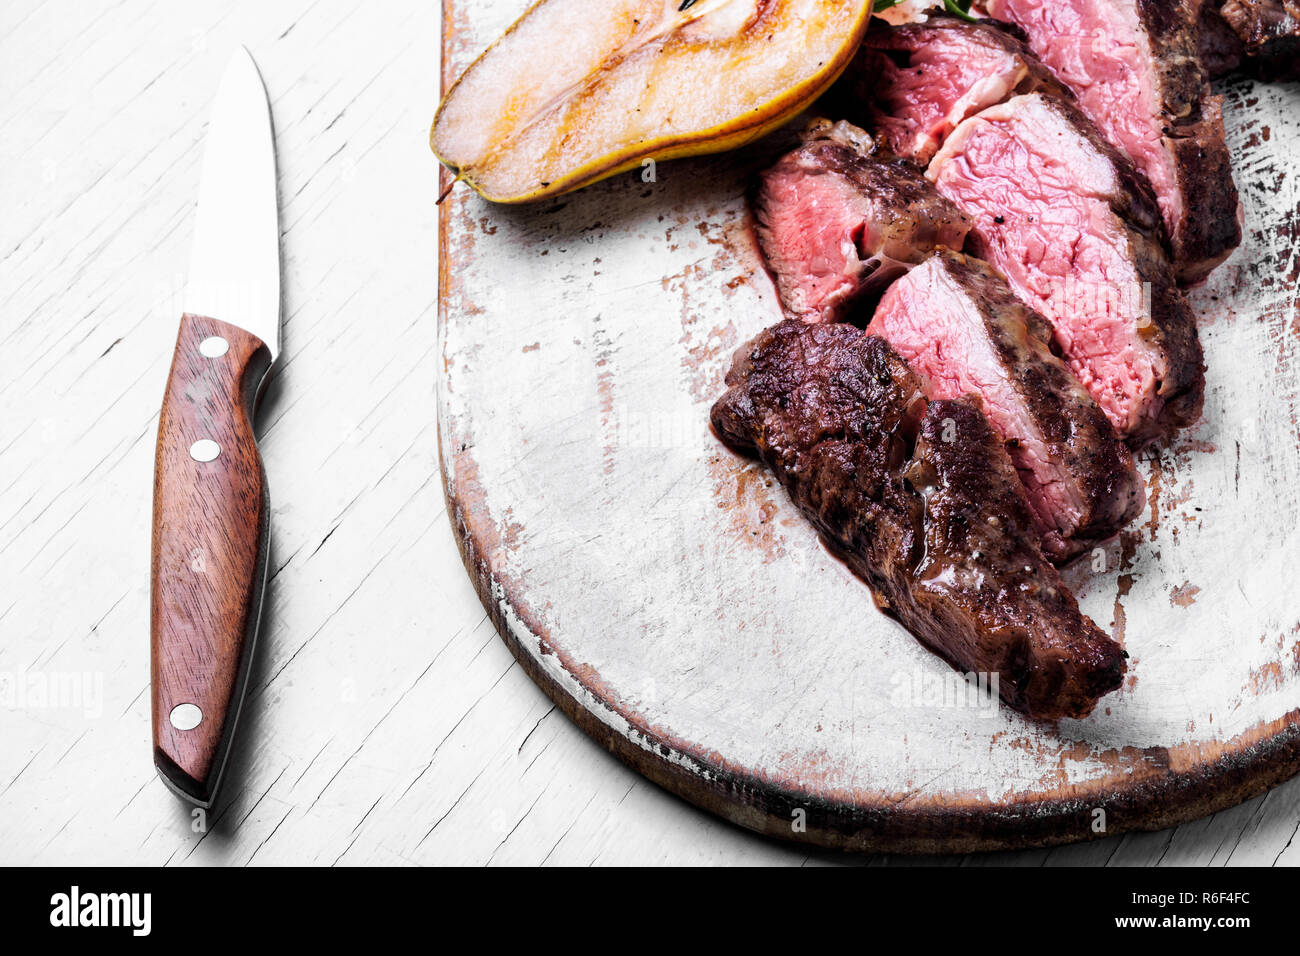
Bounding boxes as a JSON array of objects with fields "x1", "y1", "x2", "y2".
[{"x1": 2, "y1": 0, "x2": 1297, "y2": 866}]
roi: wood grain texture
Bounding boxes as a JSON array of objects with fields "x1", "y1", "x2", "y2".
[
  {"x1": 3, "y1": 0, "x2": 1300, "y2": 867},
  {"x1": 437, "y1": 0, "x2": 1300, "y2": 853},
  {"x1": 152, "y1": 313, "x2": 272, "y2": 806}
]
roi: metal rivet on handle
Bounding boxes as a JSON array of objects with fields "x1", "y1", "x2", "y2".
[
  {"x1": 169, "y1": 703, "x2": 203, "y2": 731},
  {"x1": 199, "y1": 336, "x2": 229, "y2": 358},
  {"x1": 190, "y1": 439, "x2": 220, "y2": 462}
]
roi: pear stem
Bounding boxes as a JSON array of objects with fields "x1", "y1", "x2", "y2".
[{"x1": 436, "y1": 176, "x2": 459, "y2": 205}]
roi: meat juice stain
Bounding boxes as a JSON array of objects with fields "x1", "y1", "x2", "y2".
[
  {"x1": 1248, "y1": 659, "x2": 1284, "y2": 694},
  {"x1": 1143, "y1": 454, "x2": 1164, "y2": 540},
  {"x1": 708, "y1": 454, "x2": 787, "y2": 563},
  {"x1": 1108, "y1": 529, "x2": 1142, "y2": 650}
]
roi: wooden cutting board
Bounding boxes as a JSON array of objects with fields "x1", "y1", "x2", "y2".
[{"x1": 436, "y1": 0, "x2": 1300, "y2": 853}]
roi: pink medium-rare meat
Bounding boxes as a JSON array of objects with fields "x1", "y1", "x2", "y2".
[
  {"x1": 753, "y1": 120, "x2": 971, "y2": 323},
  {"x1": 711, "y1": 320, "x2": 1127, "y2": 720},
  {"x1": 868, "y1": 251, "x2": 1145, "y2": 561},
  {"x1": 928, "y1": 93, "x2": 1205, "y2": 446},
  {"x1": 825, "y1": 14, "x2": 1069, "y2": 164},
  {"x1": 985, "y1": 0, "x2": 1242, "y2": 284}
]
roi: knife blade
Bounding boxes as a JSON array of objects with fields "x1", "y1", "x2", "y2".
[{"x1": 151, "y1": 47, "x2": 280, "y2": 809}]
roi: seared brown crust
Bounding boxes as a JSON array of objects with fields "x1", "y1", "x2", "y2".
[
  {"x1": 711, "y1": 320, "x2": 1127, "y2": 720},
  {"x1": 752, "y1": 123, "x2": 971, "y2": 323},
  {"x1": 933, "y1": 253, "x2": 1146, "y2": 557},
  {"x1": 1165, "y1": 94, "x2": 1243, "y2": 282},
  {"x1": 1218, "y1": 0, "x2": 1300, "y2": 77},
  {"x1": 1123, "y1": 0, "x2": 1243, "y2": 281},
  {"x1": 909, "y1": 400, "x2": 1128, "y2": 716},
  {"x1": 1144, "y1": 256, "x2": 1208, "y2": 438},
  {"x1": 1136, "y1": 0, "x2": 1244, "y2": 281},
  {"x1": 1197, "y1": 0, "x2": 1246, "y2": 75},
  {"x1": 789, "y1": 138, "x2": 953, "y2": 215}
]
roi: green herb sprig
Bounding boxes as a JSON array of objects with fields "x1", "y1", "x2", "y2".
[{"x1": 873, "y1": 0, "x2": 978, "y2": 23}]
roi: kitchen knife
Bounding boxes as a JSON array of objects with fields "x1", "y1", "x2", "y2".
[{"x1": 151, "y1": 47, "x2": 280, "y2": 809}]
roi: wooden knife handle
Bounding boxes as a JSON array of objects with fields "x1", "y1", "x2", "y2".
[{"x1": 151, "y1": 313, "x2": 273, "y2": 807}]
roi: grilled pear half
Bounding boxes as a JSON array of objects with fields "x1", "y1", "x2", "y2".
[{"x1": 432, "y1": 0, "x2": 875, "y2": 203}]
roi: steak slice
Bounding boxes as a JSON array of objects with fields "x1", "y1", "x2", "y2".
[
  {"x1": 928, "y1": 93, "x2": 1205, "y2": 446},
  {"x1": 867, "y1": 251, "x2": 1145, "y2": 562},
  {"x1": 1198, "y1": 0, "x2": 1246, "y2": 75},
  {"x1": 753, "y1": 120, "x2": 971, "y2": 324},
  {"x1": 986, "y1": 0, "x2": 1242, "y2": 284},
  {"x1": 711, "y1": 320, "x2": 1127, "y2": 720},
  {"x1": 1218, "y1": 0, "x2": 1300, "y2": 77},
  {"x1": 824, "y1": 14, "x2": 1069, "y2": 164}
]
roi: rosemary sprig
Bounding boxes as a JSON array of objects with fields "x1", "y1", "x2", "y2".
[{"x1": 873, "y1": 0, "x2": 978, "y2": 23}]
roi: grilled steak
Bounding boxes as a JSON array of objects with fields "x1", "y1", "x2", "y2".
[
  {"x1": 868, "y1": 251, "x2": 1145, "y2": 561},
  {"x1": 824, "y1": 14, "x2": 1069, "y2": 164},
  {"x1": 985, "y1": 0, "x2": 1242, "y2": 284},
  {"x1": 753, "y1": 120, "x2": 971, "y2": 323},
  {"x1": 1198, "y1": 0, "x2": 1246, "y2": 74},
  {"x1": 711, "y1": 320, "x2": 1128, "y2": 720},
  {"x1": 928, "y1": 93, "x2": 1205, "y2": 445},
  {"x1": 1218, "y1": 0, "x2": 1300, "y2": 77}
]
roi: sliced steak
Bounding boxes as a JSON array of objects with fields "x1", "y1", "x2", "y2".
[
  {"x1": 928, "y1": 93, "x2": 1205, "y2": 445},
  {"x1": 711, "y1": 320, "x2": 1127, "y2": 720},
  {"x1": 867, "y1": 251, "x2": 1145, "y2": 561},
  {"x1": 985, "y1": 0, "x2": 1242, "y2": 284},
  {"x1": 1198, "y1": 0, "x2": 1246, "y2": 75},
  {"x1": 753, "y1": 120, "x2": 971, "y2": 324},
  {"x1": 824, "y1": 14, "x2": 1069, "y2": 164},
  {"x1": 1219, "y1": 0, "x2": 1300, "y2": 77}
]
